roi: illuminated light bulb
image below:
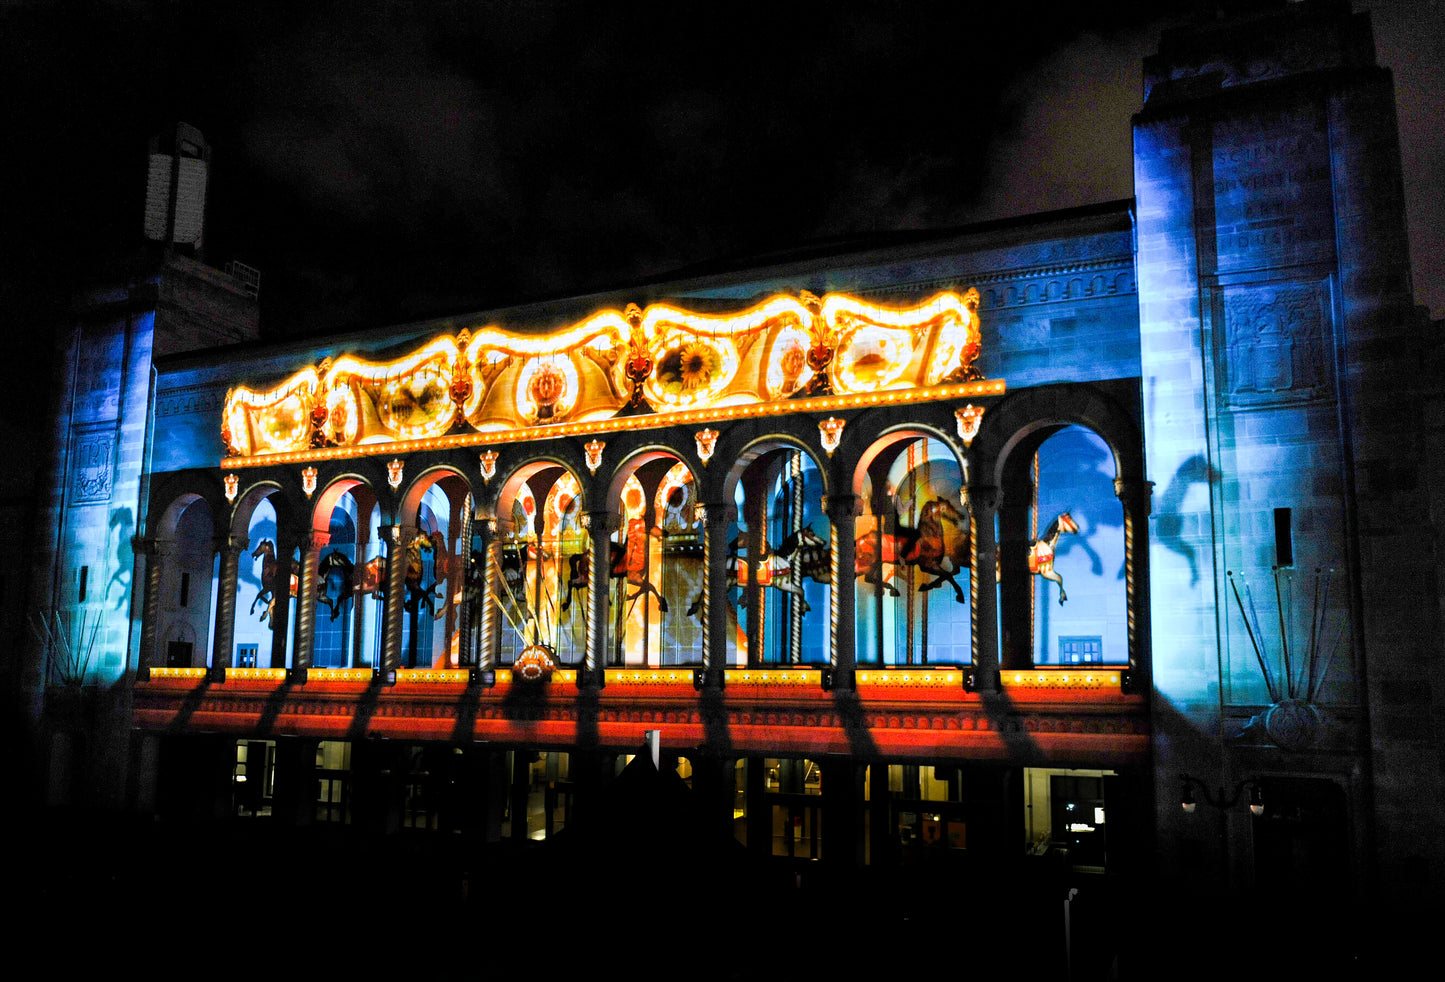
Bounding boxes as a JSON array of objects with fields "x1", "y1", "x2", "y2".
[
  {"x1": 818, "y1": 417, "x2": 845, "y2": 457},
  {"x1": 695, "y1": 428, "x2": 719, "y2": 465},
  {"x1": 584, "y1": 439, "x2": 605, "y2": 475}
]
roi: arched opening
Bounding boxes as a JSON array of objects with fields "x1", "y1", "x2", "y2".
[
  {"x1": 854, "y1": 434, "x2": 971, "y2": 666},
  {"x1": 232, "y1": 487, "x2": 294, "y2": 669},
  {"x1": 310, "y1": 480, "x2": 380, "y2": 668},
  {"x1": 493, "y1": 463, "x2": 589, "y2": 668},
  {"x1": 397, "y1": 470, "x2": 472, "y2": 669},
  {"x1": 603, "y1": 451, "x2": 699, "y2": 668},
  {"x1": 725, "y1": 443, "x2": 831, "y2": 667},
  {"x1": 154, "y1": 494, "x2": 218, "y2": 668},
  {"x1": 1008, "y1": 425, "x2": 1126, "y2": 667}
]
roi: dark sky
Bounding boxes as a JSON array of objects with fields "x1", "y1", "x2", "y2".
[{"x1": 4, "y1": 0, "x2": 1441, "y2": 344}]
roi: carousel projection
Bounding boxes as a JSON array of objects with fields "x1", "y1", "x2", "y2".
[
  {"x1": 219, "y1": 290, "x2": 993, "y2": 464},
  {"x1": 1025, "y1": 426, "x2": 1126, "y2": 666},
  {"x1": 856, "y1": 438, "x2": 971, "y2": 666},
  {"x1": 492, "y1": 469, "x2": 590, "y2": 672},
  {"x1": 727, "y1": 448, "x2": 830, "y2": 666}
]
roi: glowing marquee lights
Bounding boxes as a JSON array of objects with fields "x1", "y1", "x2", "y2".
[{"x1": 220, "y1": 290, "x2": 995, "y2": 462}]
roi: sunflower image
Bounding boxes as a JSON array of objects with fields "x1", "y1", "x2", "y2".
[{"x1": 657, "y1": 340, "x2": 721, "y2": 394}]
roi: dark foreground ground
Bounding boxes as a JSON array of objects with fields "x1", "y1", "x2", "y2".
[{"x1": 11, "y1": 806, "x2": 1424, "y2": 981}]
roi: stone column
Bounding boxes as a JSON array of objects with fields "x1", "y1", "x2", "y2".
[
  {"x1": 474, "y1": 517, "x2": 497, "y2": 672},
  {"x1": 998, "y1": 474, "x2": 1035, "y2": 671},
  {"x1": 1115, "y1": 478, "x2": 1154, "y2": 693},
  {"x1": 700, "y1": 502, "x2": 736, "y2": 685},
  {"x1": 291, "y1": 530, "x2": 329, "y2": 674},
  {"x1": 268, "y1": 525, "x2": 300, "y2": 670},
  {"x1": 583, "y1": 510, "x2": 615, "y2": 685},
  {"x1": 456, "y1": 506, "x2": 476, "y2": 666},
  {"x1": 350, "y1": 517, "x2": 372, "y2": 668},
  {"x1": 133, "y1": 536, "x2": 162, "y2": 678},
  {"x1": 968, "y1": 485, "x2": 1002, "y2": 692},
  {"x1": 824, "y1": 494, "x2": 861, "y2": 687},
  {"x1": 378, "y1": 524, "x2": 417, "y2": 677},
  {"x1": 209, "y1": 535, "x2": 246, "y2": 680}
]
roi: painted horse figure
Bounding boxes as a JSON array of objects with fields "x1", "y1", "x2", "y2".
[
  {"x1": 617, "y1": 517, "x2": 668, "y2": 614},
  {"x1": 315, "y1": 551, "x2": 355, "y2": 622},
  {"x1": 907, "y1": 497, "x2": 969, "y2": 604},
  {"x1": 1029, "y1": 511, "x2": 1080, "y2": 604},
  {"x1": 686, "y1": 531, "x2": 820, "y2": 620},
  {"x1": 249, "y1": 539, "x2": 300, "y2": 627},
  {"x1": 854, "y1": 497, "x2": 970, "y2": 602},
  {"x1": 249, "y1": 539, "x2": 279, "y2": 620},
  {"x1": 370, "y1": 531, "x2": 445, "y2": 615}
]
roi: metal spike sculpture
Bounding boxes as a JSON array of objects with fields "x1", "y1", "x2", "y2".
[{"x1": 1226, "y1": 566, "x2": 1346, "y2": 751}]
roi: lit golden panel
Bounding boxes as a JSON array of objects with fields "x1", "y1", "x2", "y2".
[{"x1": 220, "y1": 290, "x2": 999, "y2": 464}]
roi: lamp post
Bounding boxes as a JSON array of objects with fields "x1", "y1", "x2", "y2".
[{"x1": 1179, "y1": 773, "x2": 1264, "y2": 816}]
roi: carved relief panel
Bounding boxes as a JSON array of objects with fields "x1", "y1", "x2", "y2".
[{"x1": 1217, "y1": 276, "x2": 1335, "y2": 408}]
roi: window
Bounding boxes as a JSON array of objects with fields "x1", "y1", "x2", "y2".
[
  {"x1": 236, "y1": 643, "x2": 258, "y2": 668},
  {"x1": 1059, "y1": 636, "x2": 1103, "y2": 663}
]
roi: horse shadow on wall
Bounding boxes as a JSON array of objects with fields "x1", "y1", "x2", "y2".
[
  {"x1": 1153, "y1": 456, "x2": 1217, "y2": 588},
  {"x1": 105, "y1": 508, "x2": 133, "y2": 610}
]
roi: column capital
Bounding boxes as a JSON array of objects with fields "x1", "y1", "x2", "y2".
[
  {"x1": 696, "y1": 501, "x2": 737, "y2": 528},
  {"x1": 214, "y1": 533, "x2": 248, "y2": 556},
  {"x1": 822, "y1": 493, "x2": 862, "y2": 521},
  {"x1": 298, "y1": 529, "x2": 332, "y2": 553},
  {"x1": 967, "y1": 484, "x2": 1002, "y2": 513},
  {"x1": 131, "y1": 535, "x2": 159, "y2": 557},
  {"x1": 582, "y1": 509, "x2": 620, "y2": 533},
  {"x1": 381, "y1": 524, "x2": 419, "y2": 547},
  {"x1": 1114, "y1": 478, "x2": 1155, "y2": 513}
]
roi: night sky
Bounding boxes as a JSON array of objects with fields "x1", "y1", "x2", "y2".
[{"x1": 3, "y1": 0, "x2": 1441, "y2": 345}]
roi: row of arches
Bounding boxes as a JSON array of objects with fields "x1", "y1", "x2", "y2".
[{"x1": 138, "y1": 385, "x2": 1150, "y2": 688}]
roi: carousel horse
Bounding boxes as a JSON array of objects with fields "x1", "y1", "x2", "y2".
[
  {"x1": 249, "y1": 539, "x2": 279, "y2": 619},
  {"x1": 854, "y1": 497, "x2": 970, "y2": 602},
  {"x1": 315, "y1": 551, "x2": 355, "y2": 622},
  {"x1": 249, "y1": 539, "x2": 301, "y2": 627},
  {"x1": 907, "y1": 497, "x2": 970, "y2": 604},
  {"x1": 370, "y1": 532, "x2": 444, "y2": 615},
  {"x1": 777, "y1": 526, "x2": 832, "y2": 585},
  {"x1": 685, "y1": 534, "x2": 810, "y2": 618},
  {"x1": 617, "y1": 517, "x2": 668, "y2": 614},
  {"x1": 1029, "y1": 511, "x2": 1080, "y2": 604}
]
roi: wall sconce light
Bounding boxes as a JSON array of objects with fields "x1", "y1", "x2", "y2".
[
  {"x1": 695, "y1": 428, "x2": 719, "y2": 465},
  {"x1": 693, "y1": 503, "x2": 707, "y2": 525},
  {"x1": 387, "y1": 458, "x2": 404, "y2": 490},
  {"x1": 1180, "y1": 774, "x2": 1264, "y2": 817},
  {"x1": 584, "y1": 439, "x2": 605, "y2": 476},
  {"x1": 580, "y1": 513, "x2": 592, "y2": 531},
  {"x1": 301, "y1": 467, "x2": 318, "y2": 498},
  {"x1": 818, "y1": 416, "x2": 845, "y2": 456},
  {"x1": 223, "y1": 473, "x2": 239, "y2": 503},
  {"x1": 955, "y1": 404, "x2": 984, "y2": 446},
  {"x1": 479, "y1": 450, "x2": 498, "y2": 483}
]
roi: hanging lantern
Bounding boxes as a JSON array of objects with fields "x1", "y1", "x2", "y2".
[
  {"x1": 301, "y1": 466, "x2": 318, "y2": 498},
  {"x1": 584, "y1": 439, "x2": 605, "y2": 476},
  {"x1": 818, "y1": 416, "x2": 845, "y2": 456},
  {"x1": 223, "y1": 473, "x2": 239, "y2": 503},
  {"x1": 479, "y1": 450, "x2": 498, "y2": 483},
  {"x1": 695, "y1": 428, "x2": 719, "y2": 465},
  {"x1": 955, "y1": 404, "x2": 985, "y2": 446},
  {"x1": 387, "y1": 458, "x2": 404, "y2": 490}
]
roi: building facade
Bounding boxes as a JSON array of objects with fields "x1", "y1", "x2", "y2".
[{"x1": 19, "y1": 1, "x2": 1443, "y2": 948}]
